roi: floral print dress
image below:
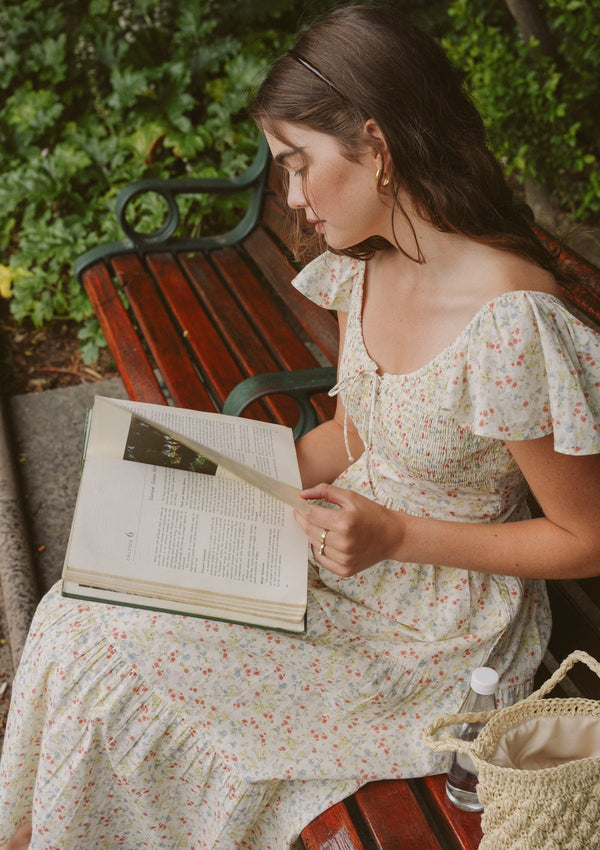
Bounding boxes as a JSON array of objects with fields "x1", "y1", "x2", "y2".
[{"x1": 2, "y1": 251, "x2": 600, "y2": 849}]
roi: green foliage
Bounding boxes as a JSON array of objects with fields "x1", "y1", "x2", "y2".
[
  {"x1": 443, "y1": 0, "x2": 600, "y2": 220},
  {"x1": 0, "y1": 0, "x2": 296, "y2": 359},
  {"x1": 3, "y1": 0, "x2": 598, "y2": 365}
]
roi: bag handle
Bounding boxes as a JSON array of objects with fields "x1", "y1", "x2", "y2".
[
  {"x1": 525, "y1": 650, "x2": 600, "y2": 701},
  {"x1": 423, "y1": 650, "x2": 600, "y2": 756},
  {"x1": 423, "y1": 708, "x2": 497, "y2": 756}
]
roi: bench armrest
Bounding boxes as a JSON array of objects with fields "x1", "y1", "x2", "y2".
[
  {"x1": 74, "y1": 137, "x2": 270, "y2": 277},
  {"x1": 115, "y1": 136, "x2": 270, "y2": 248},
  {"x1": 223, "y1": 367, "x2": 337, "y2": 440}
]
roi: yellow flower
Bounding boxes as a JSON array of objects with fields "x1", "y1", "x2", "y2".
[
  {"x1": 0, "y1": 265, "x2": 12, "y2": 299},
  {"x1": 0, "y1": 264, "x2": 27, "y2": 299}
]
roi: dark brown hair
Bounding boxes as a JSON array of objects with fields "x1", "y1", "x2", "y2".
[{"x1": 250, "y1": 3, "x2": 559, "y2": 274}]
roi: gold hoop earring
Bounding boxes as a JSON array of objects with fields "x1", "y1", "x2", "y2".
[{"x1": 375, "y1": 169, "x2": 390, "y2": 189}]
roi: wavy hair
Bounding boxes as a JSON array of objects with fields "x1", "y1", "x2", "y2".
[{"x1": 250, "y1": 3, "x2": 560, "y2": 275}]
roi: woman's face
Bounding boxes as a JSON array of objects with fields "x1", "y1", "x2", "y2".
[{"x1": 264, "y1": 122, "x2": 393, "y2": 250}]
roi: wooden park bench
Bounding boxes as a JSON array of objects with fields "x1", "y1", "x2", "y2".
[{"x1": 74, "y1": 139, "x2": 600, "y2": 849}]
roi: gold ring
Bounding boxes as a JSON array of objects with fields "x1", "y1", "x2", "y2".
[{"x1": 319, "y1": 528, "x2": 328, "y2": 557}]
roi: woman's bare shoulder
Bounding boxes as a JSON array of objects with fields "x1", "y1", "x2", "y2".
[{"x1": 476, "y1": 244, "x2": 562, "y2": 300}]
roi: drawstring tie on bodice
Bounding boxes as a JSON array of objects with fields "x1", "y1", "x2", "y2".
[{"x1": 329, "y1": 368, "x2": 381, "y2": 464}]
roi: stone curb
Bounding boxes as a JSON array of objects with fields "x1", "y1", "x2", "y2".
[{"x1": 0, "y1": 390, "x2": 40, "y2": 670}]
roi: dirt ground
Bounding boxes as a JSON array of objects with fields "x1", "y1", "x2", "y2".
[{"x1": 0, "y1": 299, "x2": 119, "y2": 398}]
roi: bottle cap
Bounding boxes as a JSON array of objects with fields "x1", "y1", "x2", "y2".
[{"x1": 470, "y1": 667, "x2": 499, "y2": 695}]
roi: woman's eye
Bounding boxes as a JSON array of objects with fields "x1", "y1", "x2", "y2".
[{"x1": 286, "y1": 160, "x2": 306, "y2": 178}]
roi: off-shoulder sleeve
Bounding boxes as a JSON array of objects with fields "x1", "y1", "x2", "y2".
[
  {"x1": 292, "y1": 251, "x2": 364, "y2": 312},
  {"x1": 442, "y1": 291, "x2": 600, "y2": 455}
]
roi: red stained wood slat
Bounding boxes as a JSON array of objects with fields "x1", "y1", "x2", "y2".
[
  {"x1": 177, "y1": 252, "x2": 312, "y2": 426},
  {"x1": 182, "y1": 249, "x2": 318, "y2": 372},
  {"x1": 179, "y1": 251, "x2": 336, "y2": 426},
  {"x1": 355, "y1": 779, "x2": 445, "y2": 850},
  {"x1": 301, "y1": 800, "x2": 366, "y2": 850},
  {"x1": 534, "y1": 225, "x2": 600, "y2": 324},
  {"x1": 208, "y1": 246, "x2": 336, "y2": 422},
  {"x1": 175, "y1": 254, "x2": 292, "y2": 376},
  {"x1": 261, "y1": 193, "x2": 297, "y2": 255},
  {"x1": 81, "y1": 262, "x2": 166, "y2": 405},
  {"x1": 242, "y1": 227, "x2": 340, "y2": 364},
  {"x1": 145, "y1": 253, "x2": 249, "y2": 407},
  {"x1": 420, "y1": 774, "x2": 483, "y2": 850},
  {"x1": 210, "y1": 246, "x2": 319, "y2": 365},
  {"x1": 111, "y1": 254, "x2": 214, "y2": 411}
]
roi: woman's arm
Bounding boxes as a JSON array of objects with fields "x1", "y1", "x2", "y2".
[
  {"x1": 296, "y1": 434, "x2": 600, "y2": 580},
  {"x1": 295, "y1": 313, "x2": 365, "y2": 488},
  {"x1": 295, "y1": 416, "x2": 361, "y2": 488}
]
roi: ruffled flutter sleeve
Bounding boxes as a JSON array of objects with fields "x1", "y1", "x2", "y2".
[
  {"x1": 442, "y1": 291, "x2": 600, "y2": 455},
  {"x1": 292, "y1": 251, "x2": 364, "y2": 312}
]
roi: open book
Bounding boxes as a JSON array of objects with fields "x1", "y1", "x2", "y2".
[{"x1": 61, "y1": 396, "x2": 308, "y2": 633}]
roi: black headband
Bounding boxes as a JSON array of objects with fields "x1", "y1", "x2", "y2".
[{"x1": 288, "y1": 50, "x2": 349, "y2": 101}]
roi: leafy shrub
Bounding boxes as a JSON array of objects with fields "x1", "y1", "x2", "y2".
[
  {"x1": 6, "y1": 0, "x2": 596, "y2": 364},
  {"x1": 443, "y1": 0, "x2": 600, "y2": 222},
  {"x1": 0, "y1": 0, "x2": 301, "y2": 359},
  {"x1": 0, "y1": 0, "x2": 449, "y2": 361}
]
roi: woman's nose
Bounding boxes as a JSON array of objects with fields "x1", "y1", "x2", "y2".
[{"x1": 287, "y1": 178, "x2": 306, "y2": 210}]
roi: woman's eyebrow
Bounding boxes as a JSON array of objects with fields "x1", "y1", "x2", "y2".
[{"x1": 273, "y1": 147, "x2": 304, "y2": 166}]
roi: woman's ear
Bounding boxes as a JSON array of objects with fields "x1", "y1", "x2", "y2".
[{"x1": 363, "y1": 119, "x2": 392, "y2": 174}]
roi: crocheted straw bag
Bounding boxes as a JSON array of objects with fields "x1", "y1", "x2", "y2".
[{"x1": 424, "y1": 651, "x2": 600, "y2": 850}]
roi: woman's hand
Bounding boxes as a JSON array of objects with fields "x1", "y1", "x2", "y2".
[{"x1": 294, "y1": 483, "x2": 404, "y2": 577}]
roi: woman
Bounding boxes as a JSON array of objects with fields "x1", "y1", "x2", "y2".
[{"x1": 2, "y1": 4, "x2": 600, "y2": 848}]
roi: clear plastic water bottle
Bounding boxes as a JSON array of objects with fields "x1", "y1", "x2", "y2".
[{"x1": 446, "y1": 666, "x2": 499, "y2": 812}]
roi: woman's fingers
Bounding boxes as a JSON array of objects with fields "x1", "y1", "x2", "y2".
[{"x1": 295, "y1": 482, "x2": 405, "y2": 577}]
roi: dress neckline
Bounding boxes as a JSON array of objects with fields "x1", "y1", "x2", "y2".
[{"x1": 350, "y1": 264, "x2": 567, "y2": 380}]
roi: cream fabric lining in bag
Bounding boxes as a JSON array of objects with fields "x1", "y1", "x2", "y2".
[{"x1": 491, "y1": 715, "x2": 600, "y2": 770}]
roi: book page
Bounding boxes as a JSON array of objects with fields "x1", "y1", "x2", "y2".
[
  {"x1": 64, "y1": 455, "x2": 307, "y2": 611},
  {"x1": 87, "y1": 397, "x2": 306, "y2": 512}
]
